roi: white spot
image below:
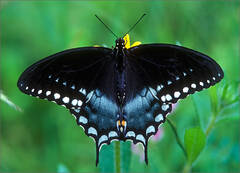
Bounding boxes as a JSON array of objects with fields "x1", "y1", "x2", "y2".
[
  {"x1": 161, "y1": 95, "x2": 166, "y2": 102},
  {"x1": 38, "y1": 90, "x2": 42, "y2": 94},
  {"x1": 120, "y1": 127, "x2": 123, "y2": 132},
  {"x1": 109, "y1": 131, "x2": 118, "y2": 138},
  {"x1": 79, "y1": 88, "x2": 86, "y2": 95},
  {"x1": 183, "y1": 72, "x2": 186, "y2": 76},
  {"x1": 167, "y1": 81, "x2": 172, "y2": 85},
  {"x1": 174, "y1": 91, "x2": 181, "y2": 98},
  {"x1": 62, "y1": 97, "x2": 70, "y2": 103},
  {"x1": 26, "y1": 86, "x2": 29, "y2": 90},
  {"x1": 54, "y1": 93, "x2": 60, "y2": 99},
  {"x1": 157, "y1": 85, "x2": 162, "y2": 91},
  {"x1": 146, "y1": 125, "x2": 155, "y2": 135},
  {"x1": 126, "y1": 131, "x2": 135, "y2": 137},
  {"x1": 218, "y1": 73, "x2": 221, "y2": 77},
  {"x1": 199, "y1": 82, "x2": 204, "y2": 86},
  {"x1": 161, "y1": 104, "x2": 169, "y2": 111},
  {"x1": 71, "y1": 99, "x2": 78, "y2": 106},
  {"x1": 191, "y1": 83, "x2": 196, "y2": 88},
  {"x1": 55, "y1": 78, "x2": 59, "y2": 82},
  {"x1": 190, "y1": 68, "x2": 193, "y2": 72},
  {"x1": 149, "y1": 87, "x2": 157, "y2": 96},
  {"x1": 213, "y1": 77, "x2": 216, "y2": 81},
  {"x1": 136, "y1": 134, "x2": 145, "y2": 145},
  {"x1": 98, "y1": 135, "x2": 108, "y2": 146},
  {"x1": 46, "y1": 91, "x2": 51, "y2": 96},
  {"x1": 79, "y1": 116, "x2": 88, "y2": 124},
  {"x1": 166, "y1": 94, "x2": 172, "y2": 101},
  {"x1": 48, "y1": 75, "x2": 52, "y2": 79},
  {"x1": 73, "y1": 108, "x2": 80, "y2": 113},
  {"x1": 88, "y1": 127, "x2": 97, "y2": 136},
  {"x1": 155, "y1": 114, "x2": 163, "y2": 122},
  {"x1": 207, "y1": 80, "x2": 210, "y2": 84},
  {"x1": 78, "y1": 100, "x2": 83, "y2": 106},
  {"x1": 31, "y1": 89, "x2": 35, "y2": 92},
  {"x1": 71, "y1": 85, "x2": 75, "y2": 90},
  {"x1": 183, "y1": 87, "x2": 189, "y2": 93},
  {"x1": 86, "y1": 90, "x2": 94, "y2": 102},
  {"x1": 176, "y1": 76, "x2": 180, "y2": 80},
  {"x1": 63, "y1": 82, "x2": 67, "y2": 86}
]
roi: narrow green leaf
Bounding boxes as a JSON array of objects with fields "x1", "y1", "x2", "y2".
[
  {"x1": 184, "y1": 127, "x2": 206, "y2": 164},
  {"x1": 0, "y1": 90, "x2": 22, "y2": 112}
]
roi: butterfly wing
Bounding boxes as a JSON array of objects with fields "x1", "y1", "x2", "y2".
[
  {"x1": 127, "y1": 44, "x2": 224, "y2": 104},
  {"x1": 17, "y1": 47, "x2": 120, "y2": 165},
  {"x1": 121, "y1": 43, "x2": 224, "y2": 163}
]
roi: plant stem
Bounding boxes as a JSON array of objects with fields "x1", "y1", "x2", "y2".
[
  {"x1": 167, "y1": 118, "x2": 187, "y2": 158},
  {"x1": 182, "y1": 162, "x2": 191, "y2": 173},
  {"x1": 205, "y1": 114, "x2": 217, "y2": 136},
  {"x1": 115, "y1": 141, "x2": 121, "y2": 173}
]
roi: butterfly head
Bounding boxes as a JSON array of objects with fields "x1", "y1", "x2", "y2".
[{"x1": 115, "y1": 38, "x2": 125, "y2": 50}]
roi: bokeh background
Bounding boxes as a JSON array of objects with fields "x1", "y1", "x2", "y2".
[{"x1": 0, "y1": 1, "x2": 239, "y2": 173}]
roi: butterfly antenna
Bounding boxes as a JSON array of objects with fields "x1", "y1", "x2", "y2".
[
  {"x1": 123, "y1": 13, "x2": 146, "y2": 37},
  {"x1": 95, "y1": 15, "x2": 118, "y2": 39}
]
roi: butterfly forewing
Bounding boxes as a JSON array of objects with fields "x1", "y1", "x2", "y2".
[
  {"x1": 17, "y1": 47, "x2": 113, "y2": 108},
  {"x1": 128, "y1": 44, "x2": 224, "y2": 104}
]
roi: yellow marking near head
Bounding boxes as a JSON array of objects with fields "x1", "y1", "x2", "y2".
[
  {"x1": 123, "y1": 34, "x2": 141, "y2": 49},
  {"x1": 121, "y1": 120, "x2": 126, "y2": 126}
]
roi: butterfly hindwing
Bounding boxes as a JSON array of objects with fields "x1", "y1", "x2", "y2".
[
  {"x1": 70, "y1": 89, "x2": 119, "y2": 165},
  {"x1": 123, "y1": 87, "x2": 172, "y2": 163},
  {"x1": 128, "y1": 44, "x2": 224, "y2": 104}
]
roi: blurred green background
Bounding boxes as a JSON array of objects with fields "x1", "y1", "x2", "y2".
[{"x1": 0, "y1": 1, "x2": 239, "y2": 173}]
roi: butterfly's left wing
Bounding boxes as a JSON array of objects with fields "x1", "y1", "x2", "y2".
[
  {"x1": 17, "y1": 47, "x2": 120, "y2": 165},
  {"x1": 127, "y1": 44, "x2": 224, "y2": 104},
  {"x1": 121, "y1": 43, "x2": 224, "y2": 163}
]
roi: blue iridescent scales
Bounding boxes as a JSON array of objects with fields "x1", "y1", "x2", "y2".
[{"x1": 17, "y1": 37, "x2": 224, "y2": 165}]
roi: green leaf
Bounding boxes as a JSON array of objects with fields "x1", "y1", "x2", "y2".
[
  {"x1": 121, "y1": 141, "x2": 132, "y2": 173},
  {"x1": 184, "y1": 127, "x2": 206, "y2": 164},
  {"x1": 99, "y1": 144, "x2": 114, "y2": 173}
]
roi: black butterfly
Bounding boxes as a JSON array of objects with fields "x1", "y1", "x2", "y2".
[{"x1": 17, "y1": 16, "x2": 224, "y2": 166}]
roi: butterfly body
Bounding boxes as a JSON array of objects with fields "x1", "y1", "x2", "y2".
[{"x1": 17, "y1": 36, "x2": 224, "y2": 165}]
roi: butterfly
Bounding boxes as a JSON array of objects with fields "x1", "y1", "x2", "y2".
[{"x1": 17, "y1": 15, "x2": 224, "y2": 166}]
